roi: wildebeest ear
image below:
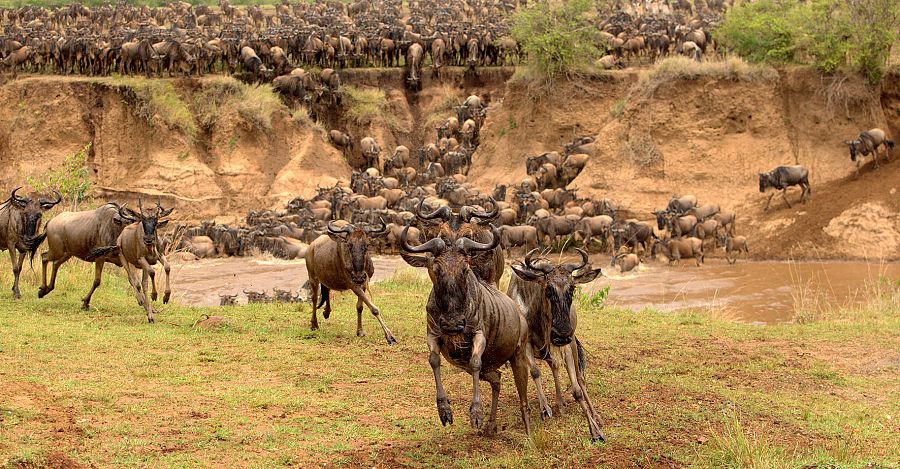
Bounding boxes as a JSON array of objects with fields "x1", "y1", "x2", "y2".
[
  {"x1": 157, "y1": 220, "x2": 169, "y2": 229},
  {"x1": 400, "y1": 251, "x2": 430, "y2": 268},
  {"x1": 510, "y1": 263, "x2": 543, "y2": 282},
  {"x1": 574, "y1": 267, "x2": 602, "y2": 284}
]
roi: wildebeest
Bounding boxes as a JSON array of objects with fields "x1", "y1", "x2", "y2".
[
  {"x1": 666, "y1": 195, "x2": 698, "y2": 215},
  {"x1": 758, "y1": 165, "x2": 810, "y2": 210},
  {"x1": 719, "y1": 234, "x2": 749, "y2": 264},
  {"x1": 655, "y1": 237, "x2": 704, "y2": 266},
  {"x1": 399, "y1": 224, "x2": 537, "y2": 436},
  {"x1": 845, "y1": 128, "x2": 894, "y2": 175},
  {"x1": 117, "y1": 201, "x2": 174, "y2": 323},
  {"x1": 219, "y1": 293, "x2": 239, "y2": 306},
  {"x1": 507, "y1": 248, "x2": 606, "y2": 441},
  {"x1": 38, "y1": 202, "x2": 131, "y2": 309},
  {"x1": 360, "y1": 137, "x2": 381, "y2": 170},
  {"x1": 305, "y1": 220, "x2": 396, "y2": 344},
  {"x1": 612, "y1": 252, "x2": 641, "y2": 273},
  {"x1": 0, "y1": 188, "x2": 61, "y2": 299}
]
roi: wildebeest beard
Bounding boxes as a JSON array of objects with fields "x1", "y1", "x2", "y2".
[
  {"x1": 546, "y1": 281, "x2": 575, "y2": 345},
  {"x1": 430, "y1": 250, "x2": 476, "y2": 337}
]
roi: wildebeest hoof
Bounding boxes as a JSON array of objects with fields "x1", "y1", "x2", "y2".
[
  {"x1": 147, "y1": 316, "x2": 155, "y2": 324},
  {"x1": 310, "y1": 322, "x2": 319, "y2": 331},
  {"x1": 541, "y1": 406, "x2": 553, "y2": 420},
  {"x1": 81, "y1": 303, "x2": 90, "y2": 312},
  {"x1": 37, "y1": 287, "x2": 48, "y2": 298},
  {"x1": 481, "y1": 420, "x2": 497, "y2": 436},
  {"x1": 356, "y1": 329, "x2": 367, "y2": 337},
  {"x1": 151, "y1": 292, "x2": 158, "y2": 302},
  {"x1": 323, "y1": 309, "x2": 331, "y2": 319},
  {"x1": 592, "y1": 431, "x2": 607, "y2": 443},
  {"x1": 384, "y1": 333, "x2": 398, "y2": 345},
  {"x1": 469, "y1": 402, "x2": 483, "y2": 429},
  {"x1": 163, "y1": 293, "x2": 170, "y2": 304},
  {"x1": 437, "y1": 398, "x2": 453, "y2": 426}
]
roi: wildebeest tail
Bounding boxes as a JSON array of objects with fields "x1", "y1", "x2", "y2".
[
  {"x1": 576, "y1": 337, "x2": 586, "y2": 373},
  {"x1": 316, "y1": 284, "x2": 329, "y2": 308},
  {"x1": 85, "y1": 245, "x2": 119, "y2": 262}
]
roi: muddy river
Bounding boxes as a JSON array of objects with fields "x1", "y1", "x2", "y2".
[{"x1": 170, "y1": 256, "x2": 899, "y2": 324}]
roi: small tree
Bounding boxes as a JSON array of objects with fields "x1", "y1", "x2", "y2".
[
  {"x1": 26, "y1": 143, "x2": 93, "y2": 211},
  {"x1": 511, "y1": 0, "x2": 604, "y2": 79}
]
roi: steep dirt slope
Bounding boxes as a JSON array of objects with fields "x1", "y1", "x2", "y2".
[
  {"x1": 0, "y1": 76, "x2": 350, "y2": 222},
  {"x1": 469, "y1": 69, "x2": 899, "y2": 260}
]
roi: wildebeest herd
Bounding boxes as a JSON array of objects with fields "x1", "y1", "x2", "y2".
[{"x1": 0, "y1": 0, "x2": 732, "y2": 86}]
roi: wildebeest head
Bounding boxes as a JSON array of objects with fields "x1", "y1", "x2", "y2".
[
  {"x1": 758, "y1": 172, "x2": 771, "y2": 193},
  {"x1": 327, "y1": 220, "x2": 386, "y2": 285},
  {"x1": 844, "y1": 140, "x2": 859, "y2": 161},
  {"x1": 400, "y1": 223, "x2": 500, "y2": 335},
  {"x1": 7, "y1": 187, "x2": 61, "y2": 256},
  {"x1": 119, "y1": 200, "x2": 173, "y2": 247},
  {"x1": 511, "y1": 248, "x2": 601, "y2": 346},
  {"x1": 653, "y1": 210, "x2": 669, "y2": 231}
]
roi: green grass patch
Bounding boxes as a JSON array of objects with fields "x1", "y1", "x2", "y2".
[
  {"x1": 95, "y1": 77, "x2": 197, "y2": 138},
  {"x1": 193, "y1": 76, "x2": 285, "y2": 132},
  {"x1": 0, "y1": 258, "x2": 896, "y2": 467}
]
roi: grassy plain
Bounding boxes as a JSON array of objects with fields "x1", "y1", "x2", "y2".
[{"x1": 0, "y1": 260, "x2": 897, "y2": 467}]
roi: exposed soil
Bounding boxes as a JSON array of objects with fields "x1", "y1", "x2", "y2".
[{"x1": 0, "y1": 68, "x2": 897, "y2": 259}]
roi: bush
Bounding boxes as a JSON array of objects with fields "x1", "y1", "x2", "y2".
[
  {"x1": 26, "y1": 143, "x2": 92, "y2": 211},
  {"x1": 716, "y1": 0, "x2": 900, "y2": 82},
  {"x1": 510, "y1": 0, "x2": 605, "y2": 79}
]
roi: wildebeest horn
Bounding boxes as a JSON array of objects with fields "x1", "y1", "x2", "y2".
[
  {"x1": 522, "y1": 248, "x2": 553, "y2": 273},
  {"x1": 459, "y1": 197, "x2": 498, "y2": 223},
  {"x1": 38, "y1": 189, "x2": 62, "y2": 209},
  {"x1": 415, "y1": 199, "x2": 451, "y2": 220},
  {"x1": 456, "y1": 224, "x2": 500, "y2": 253},
  {"x1": 10, "y1": 187, "x2": 29, "y2": 207},
  {"x1": 400, "y1": 223, "x2": 445, "y2": 254},
  {"x1": 564, "y1": 248, "x2": 590, "y2": 273},
  {"x1": 364, "y1": 218, "x2": 388, "y2": 236},
  {"x1": 117, "y1": 203, "x2": 140, "y2": 222},
  {"x1": 156, "y1": 199, "x2": 174, "y2": 218},
  {"x1": 326, "y1": 220, "x2": 353, "y2": 236}
]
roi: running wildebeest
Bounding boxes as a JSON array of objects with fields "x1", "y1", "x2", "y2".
[
  {"x1": 305, "y1": 220, "x2": 397, "y2": 344},
  {"x1": 39, "y1": 202, "x2": 131, "y2": 309},
  {"x1": 758, "y1": 165, "x2": 811, "y2": 210},
  {"x1": 0, "y1": 188, "x2": 61, "y2": 299},
  {"x1": 507, "y1": 248, "x2": 606, "y2": 441},
  {"x1": 844, "y1": 128, "x2": 894, "y2": 175},
  {"x1": 116, "y1": 201, "x2": 174, "y2": 323},
  {"x1": 399, "y1": 223, "x2": 539, "y2": 437}
]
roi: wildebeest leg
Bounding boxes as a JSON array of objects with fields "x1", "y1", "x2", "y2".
[
  {"x1": 147, "y1": 267, "x2": 158, "y2": 302},
  {"x1": 308, "y1": 278, "x2": 319, "y2": 330},
  {"x1": 781, "y1": 188, "x2": 792, "y2": 208},
  {"x1": 427, "y1": 333, "x2": 453, "y2": 426},
  {"x1": 322, "y1": 286, "x2": 332, "y2": 319},
  {"x1": 120, "y1": 256, "x2": 147, "y2": 311},
  {"x1": 8, "y1": 247, "x2": 24, "y2": 299},
  {"x1": 350, "y1": 284, "x2": 397, "y2": 344},
  {"x1": 355, "y1": 296, "x2": 366, "y2": 337},
  {"x1": 468, "y1": 331, "x2": 487, "y2": 429},
  {"x1": 547, "y1": 348, "x2": 566, "y2": 415},
  {"x1": 563, "y1": 342, "x2": 605, "y2": 442},
  {"x1": 525, "y1": 341, "x2": 552, "y2": 419},
  {"x1": 39, "y1": 253, "x2": 71, "y2": 298},
  {"x1": 480, "y1": 370, "x2": 501, "y2": 436},
  {"x1": 510, "y1": 345, "x2": 534, "y2": 437},
  {"x1": 138, "y1": 258, "x2": 157, "y2": 323},
  {"x1": 160, "y1": 254, "x2": 171, "y2": 304},
  {"x1": 764, "y1": 192, "x2": 776, "y2": 211},
  {"x1": 82, "y1": 260, "x2": 105, "y2": 311}
]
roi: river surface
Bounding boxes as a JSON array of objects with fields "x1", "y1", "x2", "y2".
[{"x1": 170, "y1": 256, "x2": 899, "y2": 324}]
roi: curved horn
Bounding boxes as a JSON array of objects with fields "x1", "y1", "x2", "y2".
[
  {"x1": 10, "y1": 187, "x2": 29, "y2": 206},
  {"x1": 456, "y1": 224, "x2": 500, "y2": 253},
  {"x1": 400, "y1": 223, "x2": 445, "y2": 254},
  {"x1": 415, "y1": 198, "x2": 452, "y2": 221},
  {"x1": 364, "y1": 218, "x2": 388, "y2": 236},
  {"x1": 460, "y1": 197, "x2": 498, "y2": 223},
  {"x1": 564, "y1": 248, "x2": 590, "y2": 273},
  {"x1": 117, "y1": 203, "x2": 139, "y2": 222},
  {"x1": 326, "y1": 220, "x2": 353, "y2": 235},
  {"x1": 38, "y1": 189, "x2": 62, "y2": 208}
]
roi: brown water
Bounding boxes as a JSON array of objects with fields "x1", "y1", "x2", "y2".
[
  {"x1": 594, "y1": 260, "x2": 899, "y2": 324},
  {"x1": 171, "y1": 256, "x2": 898, "y2": 324}
]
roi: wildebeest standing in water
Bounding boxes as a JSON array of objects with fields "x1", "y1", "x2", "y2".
[
  {"x1": 758, "y1": 165, "x2": 810, "y2": 210},
  {"x1": 0, "y1": 188, "x2": 61, "y2": 298},
  {"x1": 305, "y1": 221, "x2": 397, "y2": 344},
  {"x1": 116, "y1": 201, "x2": 174, "y2": 323},
  {"x1": 39, "y1": 202, "x2": 132, "y2": 310},
  {"x1": 399, "y1": 224, "x2": 541, "y2": 436},
  {"x1": 507, "y1": 248, "x2": 606, "y2": 441}
]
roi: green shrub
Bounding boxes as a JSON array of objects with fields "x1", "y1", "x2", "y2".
[
  {"x1": 510, "y1": 0, "x2": 605, "y2": 79},
  {"x1": 26, "y1": 143, "x2": 92, "y2": 211}
]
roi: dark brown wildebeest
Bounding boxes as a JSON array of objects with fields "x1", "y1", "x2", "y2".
[
  {"x1": 399, "y1": 223, "x2": 540, "y2": 437},
  {"x1": 845, "y1": 128, "x2": 894, "y2": 175},
  {"x1": 305, "y1": 220, "x2": 396, "y2": 344},
  {"x1": 508, "y1": 248, "x2": 606, "y2": 441},
  {"x1": 759, "y1": 165, "x2": 810, "y2": 210},
  {"x1": 39, "y1": 202, "x2": 132, "y2": 309},
  {"x1": 0, "y1": 188, "x2": 61, "y2": 299},
  {"x1": 117, "y1": 201, "x2": 174, "y2": 323}
]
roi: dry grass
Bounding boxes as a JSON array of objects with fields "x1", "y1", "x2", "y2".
[
  {"x1": 618, "y1": 133, "x2": 662, "y2": 167},
  {"x1": 193, "y1": 77, "x2": 285, "y2": 132},
  {"x1": 632, "y1": 57, "x2": 779, "y2": 100},
  {"x1": 343, "y1": 85, "x2": 389, "y2": 126},
  {"x1": 98, "y1": 77, "x2": 197, "y2": 137}
]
